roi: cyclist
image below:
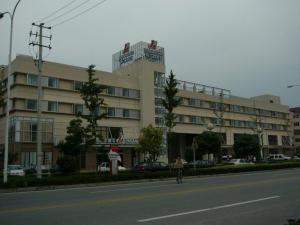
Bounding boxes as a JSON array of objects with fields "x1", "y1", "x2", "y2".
[{"x1": 174, "y1": 155, "x2": 184, "y2": 184}]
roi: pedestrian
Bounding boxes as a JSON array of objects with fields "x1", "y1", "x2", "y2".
[{"x1": 174, "y1": 155, "x2": 184, "y2": 184}]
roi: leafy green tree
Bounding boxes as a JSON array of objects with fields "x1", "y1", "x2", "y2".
[
  {"x1": 233, "y1": 134, "x2": 260, "y2": 159},
  {"x1": 59, "y1": 119, "x2": 85, "y2": 156},
  {"x1": 79, "y1": 65, "x2": 107, "y2": 147},
  {"x1": 196, "y1": 131, "x2": 221, "y2": 161},
  {"x1": 136, "y1": 124, "x2": 163, "y2": 162},
  {"x1": 58, "y1": 119, "x2": 85, "y2": 170},
  {"x1": 162, "y1": 70, "x2": 182, "y2": 160}
]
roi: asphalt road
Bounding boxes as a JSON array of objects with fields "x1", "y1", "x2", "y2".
[{"x1": 0, "y1": 168, "x2": 300, "y2": 225}]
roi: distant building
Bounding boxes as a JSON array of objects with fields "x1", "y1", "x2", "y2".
[
  {"x1": 0, "y1": 41, "x2": 294, "y2": 170},
  {"x1": 290, "y1": 107, "x2": 300, "y2": 151}
]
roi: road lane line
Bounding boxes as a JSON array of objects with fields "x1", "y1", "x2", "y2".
[{"x1": 137, "y1": 196, "x2": 280, "y2": 223}]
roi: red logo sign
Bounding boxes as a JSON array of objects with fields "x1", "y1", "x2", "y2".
[
  {"x1": 148, "y1": 40, "x2": 157, "y2": 49},
  {"x1": 111, "y1": 145, "x2": 119, "y2": 153},
  {"x1": 123, "y1": 42, "x2": 130, "y2": 54}
]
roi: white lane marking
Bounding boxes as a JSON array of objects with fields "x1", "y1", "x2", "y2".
[{"x1": 137, "y1": 195, "x2": 280, "y2": 223}]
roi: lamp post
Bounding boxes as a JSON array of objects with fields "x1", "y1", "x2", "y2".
[
  {"x1": 257, "y1": 126, "x2": 264, "y2": 160},
  {"x1": 1, "y1": 0, "x2": 22, "y2": 183},
  {"x1": 206, "y1": 122, "x2": 214, "y2": 162},
  {"x1": 207, "y1": 122, "x2": 214, "y2": 131}
]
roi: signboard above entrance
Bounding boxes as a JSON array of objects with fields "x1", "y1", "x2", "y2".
[{"x1": 112, "y1": 40, "x2": 165, "y2": 71}]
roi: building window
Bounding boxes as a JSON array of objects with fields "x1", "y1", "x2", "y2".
[
  {"x1": 123, "y1": 109, "x2": 130, "y2": 117},
  {"x1": 48, "y1": 77, "x2": 59, "y2": 88},
  {"x1": 129, "y1": 109, "x2": 140, "y2": 119},
  {"x1": 26, "y1": 99, "x2": 37, "y2": 110},
  {"x1": 108, "y1": 108, "x2": 115, "y2": 117},
  {"x1": 294, "y1": 122, "x2": 300, "y2": 126},
  {"x1": 155, "y1": 117, "x2": 164, "y2": 126},
  {"x1": 122, "y1": 88, "x2": 129, "y2": 97},
  {"x1": 129, "y1": 89, "x2": 140, "y2": 98},
  {"x1": 115, "y1": 108, "x2": 123, "y2": 117},
  {"x1": 155, "y1": 98, "x2": 163, "y2": 106},
  {"x1": 27, "y1": 74, "x2": 38, "y2": 85},
  {"x1": 115, "y1": 87, "x2": 123, "y2": 96},
  {"x1": 21, "y1": 152, "x2": 37, "y2": 169},
  {"x1": 154, "y1": 72, "x2": 165, "y2": 87},
  {"x1": 47, "y1": 101, "x2": 58, "y2": 112},
  {"x1": 268, "y1": 135, "x2": 278, "y2": 145},
  {"x1": 281, "y1": 136, "x2": 290, "y2": 146},
  {"x1": 73, "y1": 81, "x2": 83, "y2": 91},
  {"x1": 107, "y1": 87, "x2": 115, "y2": 95},
  {"x1": 73, "y1": 104, "x2": 83, "y2": 114},
  {"x1": 31, "y1": 123, "x2": 37, "y2": 142}
]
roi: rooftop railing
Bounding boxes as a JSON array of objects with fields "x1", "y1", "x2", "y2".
[{"x1": 177, "y1": 80, "x2": 231, "y2": 97}]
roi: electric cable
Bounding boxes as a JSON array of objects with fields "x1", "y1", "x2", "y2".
[
  {"x1": 44, "y1": 0, "x2": 92, "y2": 24},
  {"x1": 51, "y1": 0, "x2": 108, "y2": 28},
  {"x1": 36, "y1": 0, "x2": 79, "y2": 23}
]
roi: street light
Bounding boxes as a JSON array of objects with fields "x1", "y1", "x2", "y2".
[
  {"x1": 207, "y1": 122, "x2": 214, "y2": 131},
  {"x1": 257, "y1": 126, "x2": 264, "y2": 160},
  {"x1": 1, "y1": 0, "x2": 22, "y2": 183},
  {"x1": 287, "y1": 84, "x2": 300, "y2": 88}
]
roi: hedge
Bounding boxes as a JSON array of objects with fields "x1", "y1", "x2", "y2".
[{"x1": 1, "y1": 161, "x2": 300, "y2": 189}]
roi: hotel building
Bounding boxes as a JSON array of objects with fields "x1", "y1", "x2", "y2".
[{"x1": 0, "y1": 41, "x2": 294, "y2": 170}]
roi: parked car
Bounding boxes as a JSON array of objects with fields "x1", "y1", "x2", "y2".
[
  {"x1": 7, "y1": 165, "x2": 25, "y2": 176},
  {"x1": 97, "y1": 162, "x2": 127, "y2": 172},
  {"x1": 134, "y1": 161, "x2": 169, "y2": 172},
  {"x1": 186, "y1": 160, "x2": 214, "y2": 168},
  {"x1": 222, "y1": 155, "x2": 233, "y2": 161},
  {"x1": 228, "y1": 159, "x2": 254, "y2": 165},
  {"x1": 268, "y1": 154, "x2": 291, "y2": 161}
]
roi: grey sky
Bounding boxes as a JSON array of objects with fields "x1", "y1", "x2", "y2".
[{"x1": 1, "y1": 0, "x2": 300, "y2": 107}]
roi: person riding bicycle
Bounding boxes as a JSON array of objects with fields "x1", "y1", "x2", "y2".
[{"x1": 174, "y1": 155, "x2": 184, "y2": 184}]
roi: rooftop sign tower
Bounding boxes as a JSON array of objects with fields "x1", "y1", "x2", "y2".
[{"x1": 112, "y1": 40, "x2": 165, "y2": 71}]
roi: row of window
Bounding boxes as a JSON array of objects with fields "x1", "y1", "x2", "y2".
[
  {"x1": 24, "y1": 99, "x2": 140, "y2": 119},
  {"x1": 172, "y1": 114, "x2": 286, "y2": 131},
  {"x1": 26, "y1": 74, "x2": 140, "y2": 99},
  {"x1": 294, "y1": 122, "x2": 300, "y2": 127},
  {"x1": 233, "y1": 134, "x2": 290, "y2": 146},
  {"x1": 183, "y1": 97, "x2": 288, "y2": 118}
]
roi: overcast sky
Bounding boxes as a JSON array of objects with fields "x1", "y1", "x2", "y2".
[{"x1": 1, "y1": 0, "x2": 300, "y2": 107}]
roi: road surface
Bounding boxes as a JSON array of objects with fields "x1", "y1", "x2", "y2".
[{"x1": 0, "y1": 168, "x2": 300, "y2": 225}]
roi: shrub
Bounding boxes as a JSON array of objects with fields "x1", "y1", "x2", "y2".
[{"x1": 56, "y1": 156, "x2": 77, "y2": 174}]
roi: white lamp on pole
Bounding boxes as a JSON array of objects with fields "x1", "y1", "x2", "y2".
[{"x1": 1, "y1": 0, "x2": 22, "y2": 183}]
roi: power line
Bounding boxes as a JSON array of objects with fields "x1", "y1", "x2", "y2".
[
  {"x1": 37, "y1": 0, "x2": 79, "y2": 23},
  {"x1": 51, "y1": 0, "x2": 108, "y2": 28},
  {"x1": 44, "y1": 0, "x2": 92, "y2": 24}
]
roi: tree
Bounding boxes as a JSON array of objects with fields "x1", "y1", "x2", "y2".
[
  {"x1": 58, "y1": 118, "x2": 85, "y2": 170},
  {"x1": 79, "y1": 65, "x2": 107, "y2": 147},
  {"x1": 59, "y1": 119, "x2": 85, "y2": 156},
  {"x1": 162, "y1": 70, "x2": 182, "y2": 160},
  {"x1": 233, "y1": 134, "x2": 260, "y2": 159},
  {"x1": 136, "y1": 124, "x2": 163, "y2": 162},
  {"x1": 196, "y1": 131, "x2": 221, "y2": 161}
]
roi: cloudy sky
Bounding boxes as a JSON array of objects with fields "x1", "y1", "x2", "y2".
[{"x1": 1, "y1": 0, "x2": 300, "y2": 107}]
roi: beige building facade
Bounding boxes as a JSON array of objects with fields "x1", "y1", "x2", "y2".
[
  {"x1": 290, "y1": 107, "x2": 300, "y2": 151},
  {"x1": 0, "y1": 41, "x2": 294, "y2": 170}
]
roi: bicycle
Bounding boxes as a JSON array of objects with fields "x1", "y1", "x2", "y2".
[{"x1": 176, "y1": 168, "x2": 183, "y2": 184}]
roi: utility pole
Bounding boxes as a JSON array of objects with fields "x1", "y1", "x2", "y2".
[{"x1": 29, "y1": 23, "x2": 51, "y2": 179}]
